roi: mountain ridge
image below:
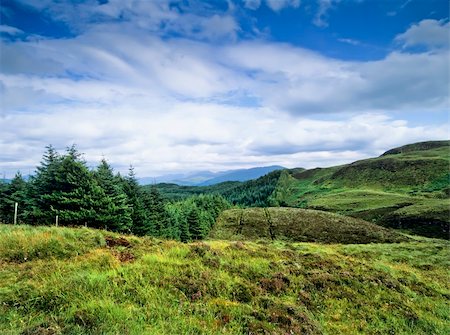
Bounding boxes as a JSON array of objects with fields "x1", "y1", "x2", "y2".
[{"x1": 139, "y1": 165, "x2": 286, "y2": 186}]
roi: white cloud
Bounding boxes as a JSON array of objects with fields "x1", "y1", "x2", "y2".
[
  {"x1": 265, "y1": 0, "x2": 300, "y2": 12},
  {"x1": 313, "y1": 0, "x2": 339, "y2": 28},
  {"x1": 395, "y1": 19, "x2": 450, "y2": 49},
  {"x1": 0, "y1": 25, "x2": 23, "y2": 35},
  {"x1": 337, "y1": 38, "x2": 360, "y2": 45},
  {"x1": 223, "y1": 41, "x2": 449, "y2": 114},
  {"x1": 243, "y1": 0, "x2": 262, "y2": 10},
  {"x1": 0, "y1": 103, "x2": 446, "y2": 177},
  {"x1": 0, "y1": 2, "x2": 448, "y2": 178}
]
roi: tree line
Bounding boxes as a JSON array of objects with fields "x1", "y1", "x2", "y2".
[{"x1": 0, "y1": 145, "x2": 230, "y2": 241}]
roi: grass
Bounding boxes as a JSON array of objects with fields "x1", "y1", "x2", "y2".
[
  {"x1": 211, "y1": 207, "x2": 408, "y2": 244},
  {"x1": 1, "y1": 224, "x2": 449, "y2": 334}
]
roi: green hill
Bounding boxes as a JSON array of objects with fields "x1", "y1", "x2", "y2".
[
  {"x1": 272, "y1": 141, "x2": 450, "y2": 239},
  {"x1": 381, "y1": 140, "x2": 450, "y2": 156},
  {"x1": 1, "y1": 224, "x2": 449, "y2": 334},
  {"x1": 210, "y1": 208, "x2": 407, "y2": 244}
]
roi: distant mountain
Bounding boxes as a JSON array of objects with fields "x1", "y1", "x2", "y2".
[
  {"x1": 138, "y1": 171, "x2": 218, "y2": 186},
  {"x1": 139, "y1": 165, "x2": 286, "y2": 186},
  {"x1": 198, "y1": 166, "x2": 286, "y2": 186}
]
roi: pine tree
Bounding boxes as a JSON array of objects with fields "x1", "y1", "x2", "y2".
[
  {"x1": 143, "y1": 185, "x2": 168, "y2": 237},
  {"x1": 187, "y1": 206, "x2": 203, "y2": 240},
  {"x1": 122, "y1": 166, "x2": 148, "y2": 235},
  {"x1": 27, "y1": 145, "x2": 62, "y2": 224},
  {"x1": 41, "y1": 146, "x2": 111, "y2": 226},
  {"x1": 165, "y1": 203, "x2": 183, "y2": 240},
  {"x1": 0, "y1": 172, "x2": 28, "y2": 224},
  {"x1": 94, "y1": 159, "x2": 132, "y2": 232},
  {"x1": 180, "y1": 216, "x2": 190, "y2": 243}
]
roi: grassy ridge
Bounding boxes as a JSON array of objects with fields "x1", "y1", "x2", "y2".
[
  {"x1": 1, "y1": 224, "x2": 449, "y2": 334},
  {"x1": 211, "y1": 208, "x2": 407, "y2": 244}
]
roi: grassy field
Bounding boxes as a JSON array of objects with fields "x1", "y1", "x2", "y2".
[{"x1": 1, "y1": 224, "x2": 449, "y2": 334}]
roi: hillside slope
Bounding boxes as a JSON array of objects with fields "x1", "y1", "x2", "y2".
[
  {"x1": 274, "y1": 141, "x2": 450, "y2": 238},
  {"x1": 1, "y1": 224, "x2": 449, "y2": 334},
  {"x1": 210, "y1": 208, "x2": 407, "y2": 244}
]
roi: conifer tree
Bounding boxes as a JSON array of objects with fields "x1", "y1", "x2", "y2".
[
  {"x1": 27, "y1": 145, "x2": 62, "y2": 224},
  {"x1": 122, "y1": 166, "x2": 148, "y2": 235},
  {"x1": 187, "y1": 206, "x2": 203, "y2": 240},
  {"x1": 143, "y1": 185, "x2": 168, "y2": 236},
  {"x1": 94, "y1": 159, "x2": 132, "y2": 232},
  {"x1": 180, "y1": 216, "x2": 190, "y2": 243},
  {"x1": 0, "y1": 172, "x2": 28, "y2": 224},
  {"x1": 42, "y1": 145, "x2": 111, "y2": 226}
]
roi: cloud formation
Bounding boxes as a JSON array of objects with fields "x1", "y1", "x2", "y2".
[
  {"x1": 395, "y1": 19, "x2": 449, "y2": 49},
  {"x1": 0, "y1": 1, "x2": 448, "y2": 177}
]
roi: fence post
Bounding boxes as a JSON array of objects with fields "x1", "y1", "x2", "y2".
[
  {"x1": 14, "y1": 202, "x2": 18, "y2": 225},
  {"x1": 55, "y1": 215, "x2": 59, "y2": 227}
]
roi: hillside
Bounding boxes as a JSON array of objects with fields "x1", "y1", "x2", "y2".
[
  {"x1": 153, "y1": 169, "x2": 284, "y2": 206},
  {"x1": 198, "y1": 166, "x2": 286, "y2": 186},
  {"x1": 150, "y1": 141, "x2": 449, "y2": 239},
  {"x1": 210, "y1": 208, "x2": 407, "y2": 244},
  {"x1": 271, "y1": 141, "x2": 450, "y2": 239},
  {"x1": 1, "y1": 224, "x2": 449, "y2": 334}
]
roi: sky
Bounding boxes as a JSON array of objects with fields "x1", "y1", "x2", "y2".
[{"x1": 1, "y1": 0, "x2": 449, "y2": 178}]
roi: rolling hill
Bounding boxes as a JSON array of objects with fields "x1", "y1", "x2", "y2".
[{"x1": 210, "y1": 207, "x2": 407, "y2": 244}]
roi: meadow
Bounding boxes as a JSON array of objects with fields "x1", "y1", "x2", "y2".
[{"x1": 1, "y1": 224, "x2": 449, "y2": 335}]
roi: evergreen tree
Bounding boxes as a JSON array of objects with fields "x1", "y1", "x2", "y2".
[
  {"x1": 187, "y1": 206, "x2": 203, "y2": 240},
  {"x1": 122, "y1": 166, "x2": 148, "y2": 235},
  {"x1": 0, "y1": 181, "x2": 8, "y2": 223},
  {"x1": 180, "y1": 216, "x2": 190, "y2": 243},
  {"x1": 27, "y1": 145, "x2": 62, "y2": 224},
  {"x1": 165, "y1": 203, "x2": 183, "y2": 240},
  {"x1": 42, "y1": 145, "x2": 111, "y2": 226},
  {"x1": 94, "y1": 159, "x2": 132, "y2": 232},
  {"x1": 143, "y1": 185, "x2": 168, "y2": 236},
  {"x1": 0, "y1": 172, "x2": 28, "y2": 224}
]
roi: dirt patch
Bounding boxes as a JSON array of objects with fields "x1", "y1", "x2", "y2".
[
  {"x1": 113, "y1": 250, "x2": 135, "y2": 263},
  {"x1": 105, "y1": 236, "x2": 131, "y2": 248},
  {"x1": 259, "y1": 273, "x2": 290, "y2": 295},
  {"x1": 21, "y1": 325, "x2": 61, "y2": 335}
]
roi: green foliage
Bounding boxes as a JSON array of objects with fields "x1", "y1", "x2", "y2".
[
  {"x1": 165, "y1": 194, "x2": 231, "y2": 242},
  {"x1": 142, "y1": 186, "x2": 168, "y2": 236},
  {"x1": 93, "y1": 159, "x2": 133, "y2": 232},
  {"x1": 222, "y1": 170, "x2": 283, "y2": 206},
  {"x1": 0, "y1": 172, "x2": 28, "y2": 224},
  {"x1": 149, "y1": 181, "x2": 241, "y2": 201},
  {"x1": 152, "y1": 170, "x2": 283, "y2": 207},
  {"x1": 122, "y1": 166, "x2": 149, "y2": 235},
  {"x1": 1, "y1": 224, "x2": 449, "y2": 334}
]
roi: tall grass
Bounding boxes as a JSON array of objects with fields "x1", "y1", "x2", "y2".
[{"x1": 1, "y1": 224, "x2": 449, "y2": 334}]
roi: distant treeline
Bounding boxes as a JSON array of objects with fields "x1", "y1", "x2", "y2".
[
  {"x1": 149, "y1": 169, "x2": 284, "y2": 206},
  {"x1": 0, "y1": 145, "x2": 230, "y2": 241}
]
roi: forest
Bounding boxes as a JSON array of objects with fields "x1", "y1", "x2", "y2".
[{"x1": 0, "y1": 145, "x2": 230, "y2": 242}]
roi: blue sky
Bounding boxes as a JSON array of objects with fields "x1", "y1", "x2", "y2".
[{"x1": 0, "y1": 0, "x2": 449, "y2": 177}]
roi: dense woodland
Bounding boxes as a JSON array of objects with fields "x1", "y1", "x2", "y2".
[
  {"x1": 0, "y1": 146, "x2": 230, "y2": 242},
  {"x1": 151, "y1": 169, "x2": 283, "y2": 206}
]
